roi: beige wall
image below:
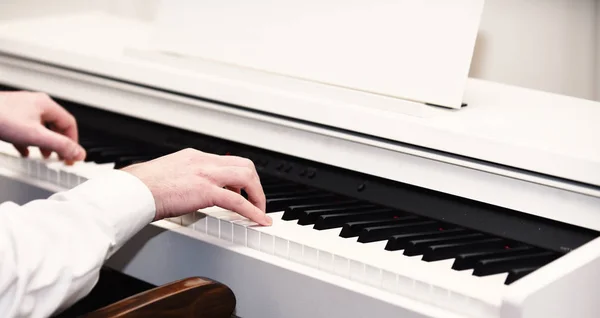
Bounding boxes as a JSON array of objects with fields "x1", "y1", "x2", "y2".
[
  {"x1": 0, "y1": 0, "x2": 156, "y2": 21},
  {"x1": 470, "y1": 0, "x2": 598, "y2": 101},
  {"x1": 0, "y1": 0, "x2": 598, "y2": 101},
  {"x1": 0, "y1": 0, "x2": 105, "y2": 20}
]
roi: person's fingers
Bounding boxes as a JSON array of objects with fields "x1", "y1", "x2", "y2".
[
  {"x1": 225, "y1": 186, "x2": 242, "y2": 195},
  {"x1": 32, "y1": 127, "x2": 86, "y2": 161},
  {"x1": 38, "y1": 95, "x2": 79, "y2": 142},
  {"x1": 210, "y1": 186, "x2": 271, "y2": 225},
  {"x1": 40, "y1": 148, "x2": 52, "y2": 159},
  {"x1": 13, "y1": 144, "x2": 29, "y2": 157},
  {"x1": 213, "y1": 156, "x2": 265, "y2": 208},
  {"x1": 208, "y1": 166, "x2": 266, "y2": 212}
]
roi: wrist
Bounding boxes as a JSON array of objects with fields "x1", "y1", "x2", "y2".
[{"x1": 121, "y1": 165, "x2": 162, "y2": 221}]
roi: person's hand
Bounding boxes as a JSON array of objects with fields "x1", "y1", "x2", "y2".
[
  {"x1": 0, "y1": 91, "x2": 86, "y2": 163},
  {"x1": 123, "y1": 148, "x2": 271, "y2": 226}
]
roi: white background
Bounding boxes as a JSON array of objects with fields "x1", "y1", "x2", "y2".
[{"x1": 0, "y1": 0, "x2": 599, "y2": 102}]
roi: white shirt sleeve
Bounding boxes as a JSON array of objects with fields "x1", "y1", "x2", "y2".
[{"x1": 0, "y1": 169, "x2": 156, "y2": 318}]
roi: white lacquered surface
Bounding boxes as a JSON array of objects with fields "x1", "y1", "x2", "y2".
[{"x1": 0, "y1": 12, "x2": 598, "y2": 188}]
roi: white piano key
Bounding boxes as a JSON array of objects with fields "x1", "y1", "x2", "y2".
[
  {"x1": 46, "y1": 164, "x2": 60, "y2": 184},
  {"x1": 365, "y1": 263, "x2": 383, "y2": 288},
  {"x1": 19, "y1": 158, "x2": 28, "y2": 174},
  {"x1": 350, "y1": 259, "x2": 365, "y2": 283},
  {"x1": 181, "y1": 212, "x2": 196, "y2": 227},
  {"x1": 289, "y1": 241, "x2": 303, "y2": 264},
  {"x1": 26, "y1": 147, "x2": 44, "y2": 160},
  {"x1": 239, "y1": 211, "x2": 504, "y2": 307},
  {"x1": 260, "y1": 232, "x2": 275, "y2": 255},
  {"x1": 167, "y1": 217, "x2": 182, "y2": 225},
  {"x1": 382, "y1": 270, "x2": 398, "y2": 292},
  {"x1": 274, "y1": 236, "x2": 289, "y2": 258},
  {"x1": 247, "y1": 227, "x2": 260, "y2": 250},
  {"x1": 318, "y1": 250, "x2": 334, "y2": 273},
  {"x1": 207, "y1": 216, "x2": 220, "y2": 237},
  {"x1": 219, "y1": 218, "x2": 233, "y2": 242},
  {"x1": 333, "y1": 254, "x2": 350, "y2": 278},
  {"x1": 474, "y1": 272, "x2": 509, "y2": 286},
  {"x1": 194, "y1": 212, "x2": 208, "y2": 234},
  {"x1": 0, "y1": 141, "x2": 17, "y2": 156},
  {"x1": 58, "y1": 170, "x2": 70, "y2": 187},
  {"x1": 232, "y1": 219, "x2": 256, "y2": 247},
  {"x1": 303, "y1": 245, "x2": 319, "y2": 268}
]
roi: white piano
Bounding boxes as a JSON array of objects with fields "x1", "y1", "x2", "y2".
[{"x1": 0, "y1": 1, "x2": 599, "y2": 317}]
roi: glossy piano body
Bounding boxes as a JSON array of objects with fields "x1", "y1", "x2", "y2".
[{"x1": 0, "y1": 8, "x2": 599, "y2": 318}]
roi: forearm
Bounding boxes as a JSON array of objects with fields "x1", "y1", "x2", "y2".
[{"x1": 0, "y1": 170, "x2": 155, "y2": 318}]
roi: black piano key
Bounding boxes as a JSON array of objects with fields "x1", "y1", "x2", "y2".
[
  {"x1": 94, "y1": 149, "x2": 151, "y2": 163},
  {"x1": 114, "y1": 155, "x2": 159, "y2": 169},
  {"x1": 85, "y1": 146, "x2": 132, "y2": 161},
  {"x1": 258, "y1": 174, "x2": 284, "y2": 181},
  {"x1": 452, "y1": 245, "x2": 537, "y2": 270},
  {"x1": 384, "y1": 228, "x2": 468, "y2": 251},
  {"x1": 422, "y1": 237, "x2": 507, "y2": 262},
  {"x1": 282, "y1": 200, "x2": 362, "y2": 221},
  {"x1": 357, "y1": 220, "x2": 443, "y2": 243},
  {"x1": 403, "y1": 233, "x2": 486, "y2": 256},
  {"x1": 266, "y1": 194, "x2": 337, "y2": 212},
  {"x1": 314, "y1": 210, "x2": 411, "y2": 230},
  {"x1": 340, "y1": 217, "x2": 425, "y2": 238},
  {"x1": 473, "y1": 251, "x2": 558, "y2": 277},
  {"x1": 298, "y1": 206, "x2": 385, "y2": 226},
  {"x1": 101, "y1": 148, "x2": 149, "y2": 157},
  {"x1": 505, "y1": 266, "x2": 538, "y2": 284},
  {"x1": 80, "y1": 139, "x2": 119, "y2": 149}
]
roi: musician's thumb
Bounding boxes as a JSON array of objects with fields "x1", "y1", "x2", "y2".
[{"x1": 36, "y1": 127, "x2": 86, "y2": 161}]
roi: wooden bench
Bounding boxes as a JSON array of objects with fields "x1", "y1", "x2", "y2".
[{"x1": 54, "y1": 267, "x2": 236, "y2": 318}]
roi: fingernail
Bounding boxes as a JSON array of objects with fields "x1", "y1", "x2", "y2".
[
  {"x1": 70, "y1": 146, "x2": 82, "y2": 159},
  {"x1": 264, "y1": 215, "x2": 273, "y2": 226}
]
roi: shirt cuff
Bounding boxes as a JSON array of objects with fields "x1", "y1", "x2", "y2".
[{"x1": 48, "y1": 169, "x2": 156, "y2": 251}]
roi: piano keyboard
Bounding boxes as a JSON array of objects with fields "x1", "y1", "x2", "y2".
[
  {"x1": 0, "y1": 141, "x2": 508, "y2": 312},
  {"x1": 0, "y1": 131, "x2": 578, "y2": 311},
  {"x1": 0, "y1": 134, "x2": 564, "y2": 285},
  {"x1": 0, "y1": 99, "x2": 597, "y2": 316}
]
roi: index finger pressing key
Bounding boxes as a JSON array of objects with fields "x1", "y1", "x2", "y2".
[
  {"x1": 40, "y1": 97, "x2": 79, "y2": 142},
  {"x1": 211, "y1": 187, "x2": 272, "y2": 225},
  {"x1": 210, "y1": 167, "x2": 267, "y2": 212}
]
